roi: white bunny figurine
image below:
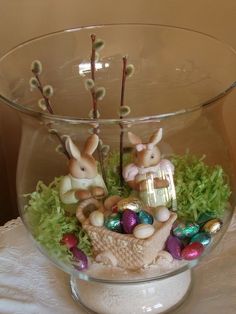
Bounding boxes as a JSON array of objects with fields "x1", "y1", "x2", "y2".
[
  {"x1": 60, "y1": 134, "x2": 107, "y2": 204},
  {"x1": 123, "y1": 128, "x2": 175, "y2": 207}
]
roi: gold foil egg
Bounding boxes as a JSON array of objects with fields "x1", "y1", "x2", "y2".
[
  {"x1": 202, "y1": 218, "x2": 222, "y2": 234},
  {"x1": 117, "y1": 197, "x2": 143, "y2": 213}
]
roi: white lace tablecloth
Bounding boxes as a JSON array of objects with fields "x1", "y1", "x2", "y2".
[{"x1": 0, "y1": 215, "x2": 236, "y2": 314}]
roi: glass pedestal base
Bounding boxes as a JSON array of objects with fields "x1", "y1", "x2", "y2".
[{"x1": 70, "y1": 269, "x2": 192, "y2": 314}]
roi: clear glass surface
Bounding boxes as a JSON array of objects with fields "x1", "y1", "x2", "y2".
[{"x1": 0, "y1": 24, "x2": 236, "y2": 286}]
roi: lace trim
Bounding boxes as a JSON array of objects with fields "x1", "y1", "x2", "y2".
[{"x1": 0, "y1": 217, "x2": 22, "y2": 234}]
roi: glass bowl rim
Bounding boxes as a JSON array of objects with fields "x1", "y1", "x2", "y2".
[{"x1": 0, "y1": 22, "x2": 236, "y2": 125}]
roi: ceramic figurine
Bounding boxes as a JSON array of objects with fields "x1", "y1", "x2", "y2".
[
  {"x1": 60, "y1": 134, "x2": 107, "y2": 205},
  {"x1": 123, "y1": 128, "x2": 176, "y2": 207}
]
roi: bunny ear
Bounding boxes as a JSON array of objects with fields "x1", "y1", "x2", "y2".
[
  {"x1": 149, "y1": 128, "x2": 163, "y2": 145},
  {"x1": 65, "y1": 137, "x2": 81, "y2": 160},
  {"x1": 84, "y1": 134, "x2": 99, "y2": 155},
  {"x1": 128, "y1": 132, "x2": 142, "y2": 145}
]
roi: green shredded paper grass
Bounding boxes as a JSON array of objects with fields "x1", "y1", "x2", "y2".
[
  {"x1": 24, "y1": 153, "x2": 230, "y2": 263},
  {"x1": 171, "y1": 154, "x2": 231, "y2": 222},
  {"x1": 105, "y1": 151, "x2": 132, "y2": 197},
  {"x1": 24, "y1": 178, "x2": 92, "y2": 264}
]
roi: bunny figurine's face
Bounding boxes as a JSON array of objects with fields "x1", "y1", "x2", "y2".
[
  {"x1": 65, "y1": 134, "x2": 99, "y2": 179},
  {"x1": 134, "y1": 146, "x2": 161, "y2": 168},
  {"x1": 68, "y1": 154, "x2": 97, "y2": 179},
  {"x1": 128, "y1": 128, "x2": 163, "y2": 168}
]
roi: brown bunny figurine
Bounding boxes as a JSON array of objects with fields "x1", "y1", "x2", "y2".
[
  {"x1": 60, "y1": 134, "x2": 107, "y2": 205},
  {"x1": 123, "y1": 128, "x2": 176, "y2": 207}
]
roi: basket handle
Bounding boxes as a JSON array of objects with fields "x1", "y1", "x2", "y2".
[{"x1": 76, "y1": 198, "x2": 103, "y2": 224}]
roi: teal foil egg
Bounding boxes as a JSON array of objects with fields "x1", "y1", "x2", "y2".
[
  {"x1": 173, "y1": 222, "x2": 200, "y2": 239},
  {"x1": 138, "y1": 210, "x2": 154, "y2": 225},
  {"x1": 190, "y1": 232, "x2": 211, "y2": 247},
  {"x1": 104, "y1": 213, "x2": 123, "y2": 233}
]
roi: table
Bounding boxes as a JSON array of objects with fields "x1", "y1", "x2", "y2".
[{"x1": 0, "y1": 215, "x2": 236, "y2": 314}]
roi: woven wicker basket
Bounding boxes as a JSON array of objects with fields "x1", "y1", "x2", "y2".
[{"x1": 82, "y1": 209, "x2": 177, "y2": 269}]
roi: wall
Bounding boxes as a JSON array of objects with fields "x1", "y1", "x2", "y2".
[{"x1": 0, "y1": 0, "x2": 236, "y2": 223}]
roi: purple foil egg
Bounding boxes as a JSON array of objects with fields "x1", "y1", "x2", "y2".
[
  {"x1": 181, "y1": 242, "x2": 204, "y2": 261},
  {"x1": 165, "y1": 235, "x2": 183, "y2": 260},
  {"x1": 70, "y1": 247, "x2": 88, "y2": 271},
  {"x1": 122, "y1": 209, "x2": 138, "y2": 234}
]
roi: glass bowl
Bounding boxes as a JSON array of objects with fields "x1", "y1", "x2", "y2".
[{"x1": 0, "y1": 24, "x2": 236, "y2": 313}]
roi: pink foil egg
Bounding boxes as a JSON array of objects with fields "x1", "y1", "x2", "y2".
[
  {"x1": 111, "y1": 204, "x2": 119, "y2": 213},
  {"x1": 181, "y1": 242, "x2": 204, "y2": 261},
  {"x1": 165, "y1": 235, "x2": 183, "y2": 260},
  {"x1": 122, "y1": 209, "x2": 138, "y2": 234},
  {"x1": 70, "y1": 247, "x2": 88, "y2": 271},
  {"x1": 60, "y1": 233, "x2": 78, "y2": 249}
]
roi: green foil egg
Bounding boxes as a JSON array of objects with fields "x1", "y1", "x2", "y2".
[
  {"x1": 190, "y1": 232, "x2": 211, "y2": 247},
  {"x1": 202, "y1": 219, "x2": 222, "y2": 234},
  {"x1": 172, "y1": 222, "x2": 185, "y2": 238},
  {"x1": 104, "y1": 213, "x2": 123, "y2": 233},
  {"x1": 138, "y1": 210, "x2": 154, "y2": 225},
  {"x1": 184, "y1": 223, "x2": 200, "y2": 237},
  {"x1": 173, "y1": 222, "x2": 200, "y2": 239},
  {"x1": 197, "y1": 212, "x2": 216, "y2": 226}
]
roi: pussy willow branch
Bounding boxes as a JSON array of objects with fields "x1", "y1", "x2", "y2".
[
  {"x1": 53, "y1": 132, "x2": 70, "y2": 159},
  {"x1": 90, "y1": 34, "x2": 98, "y2": 119},
  {"x1": 33, "y1": 71, "x2": 70, "y2": 159},
  {"x1": 34, "y1": 73, "x2": 54, "y2": 114},
  {"x1": 119, "y1": 56, "x2": 127, "y2": 187},
  {"x1": 89, "y1": 34, "x2": 107, "y2": 185}
]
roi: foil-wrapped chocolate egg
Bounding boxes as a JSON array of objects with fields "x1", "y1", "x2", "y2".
[
  {"x1": 122, "y1": 209, "x2": 139, "y2": 234},
  {"x1": 165, "y1": 235, "x2": 183, "y2": 260},
  {"x1": 181, "y1": 242, "x2": 204, "y2": 260},
  {"x1": 153, "y1": 206, "x2": 170, "y2": 222},
  {"x1": 70, "y1": 247, "x2": 88, "y2": 271},
  {"x1": 190, "y1": 232, "x2": 211, "y2": 247},
  {"x1": 60, "y1": 233, "x2": 78, "y2": 249},
  {"x1": 138, "y1": 210, "x2": 154, "y2": 225},
  {"x1": 197, "y1": 212, "x2": 216, "y2": 226},
  {"x1": 104, "y1": 213, "x2": 123, "y2": 233},
  {"x1": 111, "y1": 205, "x2": 119, "y2": 213},
  {"x1": 117, "y1": 197, "x2": 143, "y2": 213},
  {"x1": 173, "y1": 222, "x2": 200, "y2": 239},
  {"x1": 172, "y1": 222, "x2": 185, "y2": 238},
  {"x1": 133, "y1": 224, "x2": 155, "y2": 239},
  {"x1": 184, "y1": 223, "x2": 200, "y2": 237},
  {"x1": 202, "y1": 218, "x2": 222, "y2": 234}
]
